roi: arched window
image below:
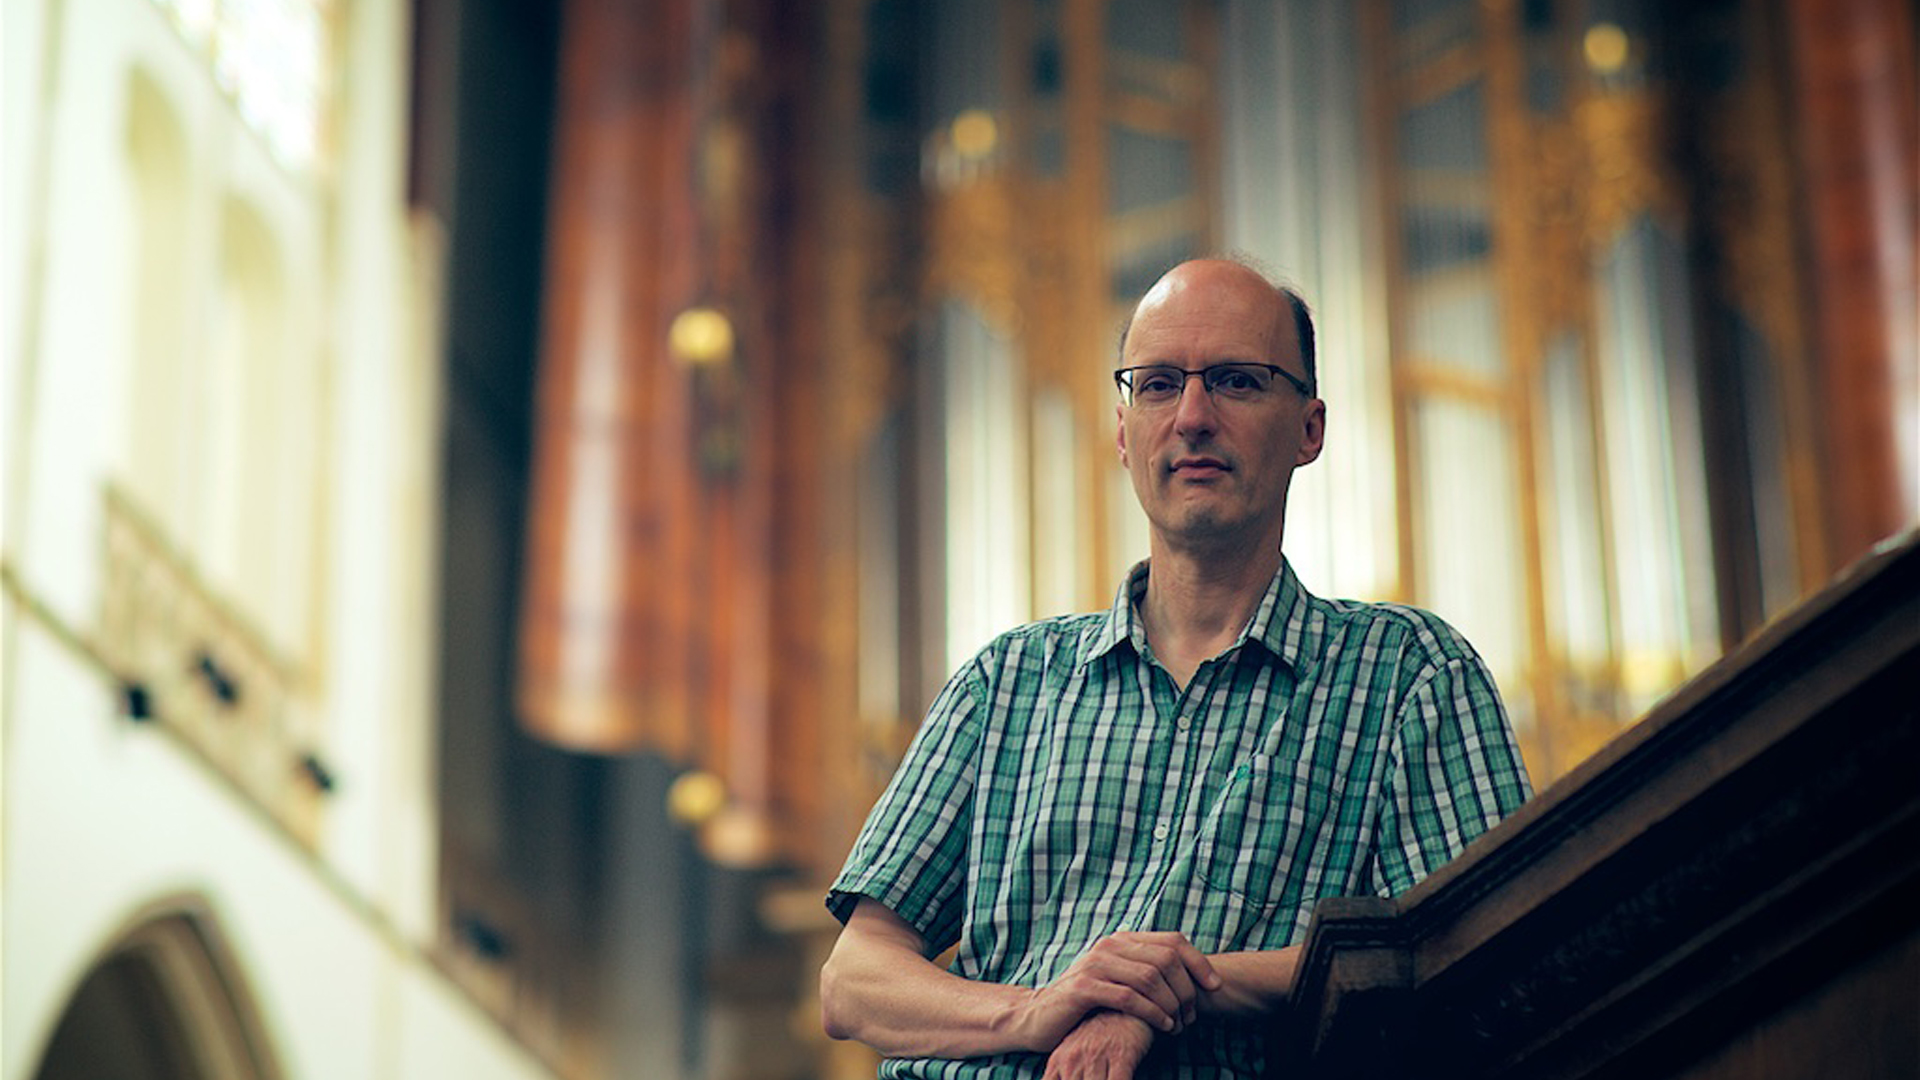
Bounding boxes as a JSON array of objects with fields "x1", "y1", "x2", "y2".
[
  {"x1": 124, "y1": 68, "x2": 194, "y2": 539},
  {"x1": 204, "y1": 197, "x2": 288, "y2": 624},
  {"x1": 33, "y1": 906, "x2": 280, "y2": 1080},
  {"x1": 147, "y1": 0, "x2": 331, "y2": 169}
]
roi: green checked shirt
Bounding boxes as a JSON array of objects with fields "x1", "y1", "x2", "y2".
[{"x1": 828, "y1": 559, "x2": 1532, "y2": 1079}]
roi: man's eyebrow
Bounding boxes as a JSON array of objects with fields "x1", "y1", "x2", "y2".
[{"x1": 1136, "y1": 353, "x2": 1269, "y2": 365}]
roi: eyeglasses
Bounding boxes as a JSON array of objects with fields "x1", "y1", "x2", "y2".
[{"x1": 1113, "y1": 362, "x2": 1314, "y2": 407}]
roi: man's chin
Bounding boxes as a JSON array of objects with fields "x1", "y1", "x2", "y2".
[{"x1": 1159, "y1": 510, "x2": 1249, "y2": 545}]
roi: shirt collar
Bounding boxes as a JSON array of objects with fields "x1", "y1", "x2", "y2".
[
  {"x1": 1083, "y1": 560, "x2": 1151, "y2": 664},
  {"x1": 1083, "y1": 557, "x2": 1319, "y2": 675}
]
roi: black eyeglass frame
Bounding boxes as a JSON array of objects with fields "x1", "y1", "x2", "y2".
[{"x1": 1113, "y1": 362, "x2": 1315, "y2": 406}]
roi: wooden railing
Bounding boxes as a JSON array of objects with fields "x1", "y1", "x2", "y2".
[{"x1": 1273, "y1": 529, "x2": 1920, "y2": 1079}]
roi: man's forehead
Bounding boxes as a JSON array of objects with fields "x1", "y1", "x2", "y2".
[
  {"x1": 1136, "y1": 270, "x2": 1189, "y2": 310},
  {"x1": 1127, "y1": 263, "x2": 1294, "y2": 356}
]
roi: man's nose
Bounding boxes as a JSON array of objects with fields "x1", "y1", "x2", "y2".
[{"x1": 1171, "y1": 376, "x2": 1220, "y2": 433}]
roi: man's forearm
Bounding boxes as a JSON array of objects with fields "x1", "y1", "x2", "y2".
[
  {"x1": 1198, "y1": 946, "x2": 1302, "y2": 1018},
  {"x1": 820, "y1": 903, "x2": 1040, "y2": 1059},
  {"x1": 822, "y1": 899, "x2": 1220, "y2": 1061}
]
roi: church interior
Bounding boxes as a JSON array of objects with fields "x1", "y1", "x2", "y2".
[{"x1": 2, "y1": 0, "x2": 1913, "y2": 1077}]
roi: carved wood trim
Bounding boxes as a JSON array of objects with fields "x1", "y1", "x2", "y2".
[{"x1": 1277, "y1": 530, "x2": 1920, "y2": 1079}]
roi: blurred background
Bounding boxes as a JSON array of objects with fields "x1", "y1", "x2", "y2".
[{"x1": 1, "y1": 0, "x2": 1912, "y2": 1077}]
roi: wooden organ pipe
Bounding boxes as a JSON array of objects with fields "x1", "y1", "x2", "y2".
[
  {"x1": 1784, "y1": 0, "x2": 1919, "y2": 566},
  {"x1": 516, "y1": 0, "x2": 801, "y2": 870},
  {"x1": 517, "y1": 0, "x2": 705, "y2": 755}
]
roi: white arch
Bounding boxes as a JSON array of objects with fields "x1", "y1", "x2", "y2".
[{"x1": 30, "y1": 896, "x2": 283, "y2": 1080}]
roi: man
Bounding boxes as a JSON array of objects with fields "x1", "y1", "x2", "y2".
[{"x1": 820, "y1": 258, "x2": 1531, "y2": 1078}]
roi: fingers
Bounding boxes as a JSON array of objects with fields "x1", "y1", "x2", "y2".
[
  {"x1": 1055, "y1": 932, "x2": 1220, "y2": 1034},
  {"x1": 1152, "y1": 931, "x2": 1221, "y2": 1025},
  {"x1": 1144, "y1": 931, "x2": 1223, "y2": 993},
  {"x1": 1090, "y1": 932, "x2": 1221, "y2": 1006},
  {"x1": 1024, "y1": 965, "x2": 1171, "y2": 1049},
  {"x1": 1071, "y1": 961, "x2": 1182, "y2": 1033}
]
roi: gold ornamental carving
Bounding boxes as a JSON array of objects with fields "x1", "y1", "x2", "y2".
[
  {"x1": 1019, "y1": 180, "x2": 1081, "y2": 388},
  {"x1": 1578, "y1": 90, "x2": 1683, "y2": 244},
  {"x1": 925, "y1": 171, "x2": 1024, "y2": 336},
  {"x1": 1521, "y1": 116, "x2": 1591, "y2": 338},
  {"x1": 822, "y1": 196, "x2": 915, "y2": 455}
]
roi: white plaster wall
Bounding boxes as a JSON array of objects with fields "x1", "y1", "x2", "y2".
[
  {"x1": 2, "y1": 0, "x2": 543, "y2": 1075},
  {"x1": 316, "y1": 0, "x2": 445, "y2": 948},
  {"x1": 4, "y1": 0, "x2": 52, "y2": 532},
  {"x1": 3, "y1": 626, "x2": 552, "y2": 1080}
]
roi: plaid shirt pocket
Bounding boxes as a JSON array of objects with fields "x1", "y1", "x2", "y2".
[{"x1": 1193, "y1": 756, "x2": 1292, "y2": 914}]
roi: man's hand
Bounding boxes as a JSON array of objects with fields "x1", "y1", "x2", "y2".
[
  {"x1": 1014, "y1": 931, "x2": 1222, "y2": 1050},
  {"x1": 824, "y1": 903, "x2": 1212, "y2": 1059},
  {"x1": 1042, "y1": 1011, "x2": 1155, "y2": 1080},
  {"x1": 822, "y1": 902, "x2": 1229, "y2": 1061}
]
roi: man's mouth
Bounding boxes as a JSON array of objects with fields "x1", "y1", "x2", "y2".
[{"x1": 1171, "y1": 457, "x2": 1231, "y2": 477}]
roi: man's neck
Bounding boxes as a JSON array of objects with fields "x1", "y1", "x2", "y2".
[{"x1": 1138, "y1": 535, "x2": 1284, "y2": 688}]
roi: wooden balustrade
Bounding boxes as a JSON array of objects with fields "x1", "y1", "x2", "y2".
[{"x1": 1274, "y1": 529, "x2": 1920, "y2": 1079}]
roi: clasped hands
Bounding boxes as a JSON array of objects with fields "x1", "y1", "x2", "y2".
[{"x1": 1020, "y1": 930, "x2": 1219, "y2": 1079}]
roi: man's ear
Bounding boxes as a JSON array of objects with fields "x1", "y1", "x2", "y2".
[
  {"x1": 1116, "y1": 404, "x2": 1131, "y2": 467},
  {"x1": 1296, "y1": 399, "x2": 1326, "y2": 467}
]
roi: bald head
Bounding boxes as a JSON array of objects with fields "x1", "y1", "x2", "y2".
[
  {"x1": 1113, "y1": 257, "x2": 1328, "y2": 562},
  {"x1": 1119, "y1": 258, "x2": 1318, "y2": 396}
]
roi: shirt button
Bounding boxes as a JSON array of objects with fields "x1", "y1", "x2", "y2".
[
  {"x1": 1153, "y1": 823, "x2": 1169, "y2": 841},
  {"x1": 1177, "y1": 715, "x2": 1192, "y2": 731}
]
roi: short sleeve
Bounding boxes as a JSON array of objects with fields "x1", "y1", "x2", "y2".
[
  {"x1": 1372, "y1": 650, "x2": 1532, "y2": 897},
  {"x1": 826, "y1": 659, "x2": 986, "y2": 952}
]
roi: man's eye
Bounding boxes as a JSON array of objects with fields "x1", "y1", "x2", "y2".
[
  {"x1": 1138, "y1": 372, "x2": 1182, "y2": 394},
  {"x1": 1211, "y1": 369, "x2": 1261, "y2": 392}
]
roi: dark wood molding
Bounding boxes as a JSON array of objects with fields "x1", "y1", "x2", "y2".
[{"x1": 1277, "y1": 529, "x2": 1920, "y2": 1079}]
